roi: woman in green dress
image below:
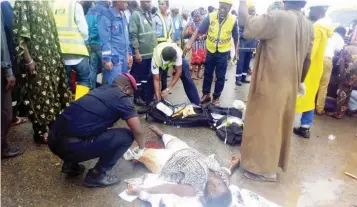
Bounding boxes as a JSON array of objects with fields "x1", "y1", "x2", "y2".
[{"x1": 12, "y1": 1, "x2": 72, "y2": 144}]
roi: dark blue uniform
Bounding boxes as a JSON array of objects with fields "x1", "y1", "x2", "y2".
[{"x1": 48, "y1": 84, "x2": 136, "y2": 173}]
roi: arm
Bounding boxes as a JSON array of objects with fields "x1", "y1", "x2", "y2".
[
  {"x1": 238, "y1": 0, "x2": 249, "y2": 28},
  {"x1": 232, "y1": 21, "x2": 239, "y2": 59},
  {"x1": 301, "y1": 53, "x2": 311, "y2": 83},
  {"x1": 153, "y1": 74, "x2": 161, "y2": 101},
  {"x1": 129, "y1": 13, "x2": 142, "y2": 64},
  {"x1": 168, "y1": 65, "x2": 182, "y2": 90},
  {"x1": 126, "y1": 117, "x2": 145, "y2": 149},
  {"x1": 75, "y1": 3, "x2": 89, "y2": 41},
  {"x1": 98, "y1": 15, "x2": 113, "y2": 66},
  {"x1": 184, "y1": 17, "x2": 209, "y2": 54},
  {"x1": 241, "y1": 12, "x2": 278, "y2": 40}
]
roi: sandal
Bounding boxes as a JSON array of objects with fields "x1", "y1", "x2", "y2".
[
  {"x1": 34, "y1": 132, "x2": 48, "y2": 145},
  {"x1": 244, "y1": 171, "x2": 277, "y2": 182},
  {"x1": 12, "y1": 117, "x2": 28, "y2": 126}
]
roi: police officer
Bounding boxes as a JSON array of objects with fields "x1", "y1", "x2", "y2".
[
  {"x1": 86, "y1": 1, "x2": 111, "y2": 89},
  {"x1": 146, "y1": 42, "x2": 200, "y2": 105},
  {"x1": 48, "y1": 73, "x2": 146, "y2": 188},
  {"x1": 184, "y1": 0, "x2": 239, "y2": 106},
  {"x1": 98, "y1": 0, "x2": 133, "y2": 84},
  {"x1": 53, "y1": 0, "x2": 91, "y2": 99}
]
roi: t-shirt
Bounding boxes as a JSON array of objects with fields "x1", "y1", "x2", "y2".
[
  {"x1": 151, "y1": 45, "x2": 183, "y2": 75},
  {"x1": 52, "y1": 84, "x2": 137, "y2": 138}
]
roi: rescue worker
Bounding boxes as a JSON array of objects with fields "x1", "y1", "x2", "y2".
[
  {"x1": 98, "y1": 1, "x2": 133, "y2": 85},
  {"x1": 153, "y1": 0, "x2": 172, "y2": 92},
  {"x1": 171, "y1": 6, "x2": 183, "y2": 46},
  {"x1": 86, "y1": 1, "x2": 111, "y2": 89},
  {"x1": 184, "y1": 0, "x2": 239, "y2": 105},
  {"x1": 48, "y1": 73, "x2": 146, "y2": 188},
  {"x1": 53, "y1": 0, "x2": 91, "y2": 99},
  {"x1": 146, "y1": 42, "x2": 200, "y2": 105},
  {"x1": 129, "y1": 0, "x2": 157, "y2": 106},
  {"x1": 235, "y1": 2, "x2": 257, "y2": 86}
]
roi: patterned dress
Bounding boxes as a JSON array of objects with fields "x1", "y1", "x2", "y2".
[
  {"x1": 12, "y1": 1, "x2": 72, "y2": 141},
  {"x1": 333, "y1": 45, "x2": 357, "y2": 118},
  {"x1": 159, "y1": 148, "x2": 229, "y2": 198}
]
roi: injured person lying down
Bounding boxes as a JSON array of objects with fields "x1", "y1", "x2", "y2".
[{"x1": 124, "y1": 125, "x2": 240, "y2": 207}]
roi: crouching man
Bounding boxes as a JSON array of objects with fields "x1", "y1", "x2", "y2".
[{"x1": 48, "y1": 73, "x2": 145, "y2": 188}]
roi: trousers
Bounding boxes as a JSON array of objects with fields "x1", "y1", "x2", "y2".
[
  {"x1": 145, "y1": 57, "x2": 200, "y2": 105},
  {"x1": 1, "y1": 81, "x2": 12, "y2": 150},
  {"x1": 295, "y1": 110, "x2": 315, "y2": 129},
  {"x1": 203, "y1": 51, "x2": 229, "y2": 98},
  {"x1": 236, "y1": 51, "x2": 253, "y2": 81},
  {"x1": 130, "y1": 59, "x2": 152, "y2": 100},
  {"x1": 89, "y1": 48, "x2": 103, "y2": 89},
  {"x1": 65, "y1": 57, "x2": 91, "y2": 90},
  {"x1": 316, "y1": 57, "x2": 333, "y2": 112},
  {"x1": 48, "y1": 128, "x2": 134, "y2": 173}
]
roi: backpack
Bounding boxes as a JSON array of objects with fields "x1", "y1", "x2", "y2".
[
  {"x1": 214, "y1": 116, "x2": 243, "y2": 146},
  {"x1": 146, "y1": 100, "x2": 211, "y2": 127}
]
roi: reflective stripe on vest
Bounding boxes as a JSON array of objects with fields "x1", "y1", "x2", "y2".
[
  {"x1": 53, "y1": 0, "x2": 89, "y2": 56},
  {"x1": 206, "y1": 11, "x2": 236, "y2": 53},
  {"x1": 153, "y1": 42, "x2": 177, "y2": 70}
]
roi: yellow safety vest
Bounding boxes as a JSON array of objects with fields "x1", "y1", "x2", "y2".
[
  {"x1": 153, "y1": 42, "x2": 178, "y2": 70},
  {"x1": 52, "y1": 0, "x2": 89, "y2": 56},
  {"x1": 206, "y1": 11, "x2": 236, "y2": 53},
  {"x1": 156, "y1": 13, "x2": 173, "y2": 43}
]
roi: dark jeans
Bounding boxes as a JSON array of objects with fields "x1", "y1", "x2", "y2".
[
  {"x1": 236, "y1": 51, "x2": 253, "y2": 81},
  {"x1": 1, "y1": 80, "x2": 12, "y2": 150},
  {"x1": 145, "y1": 57, "x2": 200, "y2": 105},
  {"x1": 203, "y1": 51, "x2": 229, "y2": 98},
  {"x1": 130, "y1": 59, "x2": 152, "y2": 100},
  {"x1": 65, "y1": 57, "x2": 91, "y2": 90},
  {"x1": 48, "y1": 128, "x2": 134, "y2": 173},
  {"x1": 89, "y1": 48, "x2": 103, "y2": 89}
]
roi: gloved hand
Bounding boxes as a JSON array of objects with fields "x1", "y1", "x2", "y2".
[
  {"x1": 132, "y1": 147, "x2": 145, "y2": 160},
  {"x1": 298, "y1": 82, "x2": 306, "y2": 97}
]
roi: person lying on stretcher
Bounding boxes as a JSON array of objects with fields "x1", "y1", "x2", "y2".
[{"x1": 125, "y1": 125, "x2": 240, "y2": 207}]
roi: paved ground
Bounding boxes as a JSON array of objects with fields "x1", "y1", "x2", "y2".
[{"x1": 2, "y1": 65, "x2": 357, "y2": 207}]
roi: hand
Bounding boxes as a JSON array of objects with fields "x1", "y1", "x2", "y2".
[
  {"x1": 135, "y1": 52, "x2": 142, "y2": 64},
  {"x1": 132, "y1": 147, "x2": 145, "y2": 160},
  {"x1": 128, "y1": 56, "x2": 133, "y2": 69},
  {"x1": 104, "y1": 62, "x2": 113, "y2": 71},
  {"x1": 26, "y1": 61, "x2": 36, "y2": 75},
  {"x1": 298, "y1": 82, "x2": 306, "y2": 97},
  {"x1": 183, "y1": 42, "x2": 192, "y2": 55},
  {"x1": 127, "y1": 184, "x2": 143, "y2": 195},
  {"x1": 5, "y1": 75, "x2": 16, "y2": 91},
  {"x1": 160, "y1": 88, "x2": 169, "y2": 98}
]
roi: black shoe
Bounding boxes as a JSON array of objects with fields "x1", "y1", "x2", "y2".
[
  {"x1": 235, "y1": 80, "x2": 242, "y2": 86},
  {"x1": 84, "y1": 169, "x2": 120, "y2": 188},
  {"x1": 293, "y1": 127, "x2": 310, "y2": 139},
  {"x1": 137, "y1": 106, "x2": 148, "y2": 114},
  {"x1": 134, "y1": 97, "x2": 146, "y2": 107},
  {"x1": 1, "y1": 147, "x2": 23, "y2": 159},
  {"x1": 242, "y1": 79, "x2": 251, "y2": 83},
  {"x1": 61, "y1": 162, "x2": 85, "y2": 176}
]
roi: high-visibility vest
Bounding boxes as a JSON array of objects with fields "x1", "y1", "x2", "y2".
[
  {"x1": 206, "y1": 11, "x2": 236, "y2": 53},
  {"x1": 52, "y1": 0, "x2": 89, "y2": 56},
  {"x1": 153, "y1": 42, "x2": 178, "y2": 71},
  {"x1": 156, "y1": 13, "x2": 173, "y2": 43}
]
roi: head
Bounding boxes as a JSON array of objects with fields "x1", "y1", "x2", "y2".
[
  {"x1": 283, "y1": 1, "x2": 306, "y2": 11},
  {"x1": 231, "y1": 10, "x2": 237, "y2": 16},
  {"x1": 140, "y1": 0, "x2": 152, "y2": 12},
  {"x1": 192, "y1": 9, "x2": 201, "y2": 23},
  {"x1": 151, "y1": 6, "x2": 158, "y2": 14},
  {"x1": 309, "y1": 6, "x2": 328, "y2": 22},
  {"x1": 158, "y1": 0, "x2": 169, "y2": 14},
  {"x1": 208, "y1": 6, "x2": 216, "y2": 13},
  {"x1": 182, "y1": 11, "x2": 188, "y2": 20},
  {"x1": 204, "y1": 174, "x2": 232, "y2": 207},
  {"x1": 171, "y1": 7, "x2": 179, "y2": 16},
  {"x1": 98, "y1": 1, "x2": 112, "y2": 8},
  {"x1": 162, "y1": 46, "x2": 177, "y2": 62},
  {"x1": 128, "y1": 0, "x2": 138, "y2": 12},
  {"x1": 113, "y1": 73, "x2": 137, "y2": 96},
  {"x1": 248, "y1": 6, "x2": 256, "y2": 16},
  {"x1": 218, "y1": 0, "x2": 232, "y2": 20},
  {"x1": 335, "y1": 27, "x2": 347, "y2": 38},
  {"x1": 113, "y1": 0, "x2": 128, "y2": 11}
]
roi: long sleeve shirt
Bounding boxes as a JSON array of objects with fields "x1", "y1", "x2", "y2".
[
  {"x1": 1, "y1": 19, "x2": 13, "y2": 77},
  {"x1": 86, "y1": 1, "x2": 108, "y2": 47},
  {"x1": 63, "y1": 2, "x2": 89, "y2": 66}
]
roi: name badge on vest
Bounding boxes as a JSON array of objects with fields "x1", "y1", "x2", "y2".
[{"x1": 55, "y1": 9, "x2": 65, "y2": 15}]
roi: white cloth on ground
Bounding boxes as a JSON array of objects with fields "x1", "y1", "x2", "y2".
[{"x1": 348, "y1": 90, "x2": 357, "y2": 111}]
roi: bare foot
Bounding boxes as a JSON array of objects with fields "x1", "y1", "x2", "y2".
[
  {"x1": 149, "y1": 125, "x2": 164, "y2": 137},
  {"x1": 229, "y1": 154, "x2": 241, "y2": 173}
]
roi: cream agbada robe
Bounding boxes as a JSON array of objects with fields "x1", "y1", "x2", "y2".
[{"x1": 241, "y1": 10, "x2": 314, "y2": 175}]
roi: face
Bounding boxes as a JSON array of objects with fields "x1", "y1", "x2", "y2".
[
  {"x1": 205, "y1": 174, "x2": 228, "y2": 198},
  {"x1": 194, "y1": 14, "x2": 201, "y2": 22},
  {"x1": 218, "y1": 3, "x2": 231, "y2": 20},
  {"x1": 248, "y1": 7, "x2": 256, "y2": 16},
  {"x1": 123, "y1": 86, "x2": 135, "y2": 96},
  {"x1": 159, "y1": 1, "x2": 168, "y2": 13},
  {"x1": 114, "y1": 1, "x2": 128, "y2": 11},
  {"x1": 182, "y1": 13, "x2": 188, "y2": 19},
  {"x1": 141, "y1": 1, "x2": 152, "y2": 11}
]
